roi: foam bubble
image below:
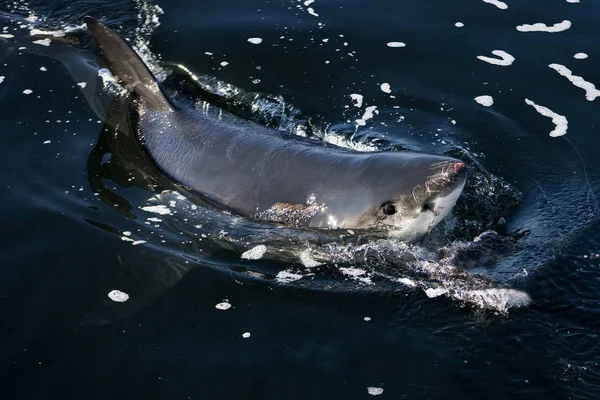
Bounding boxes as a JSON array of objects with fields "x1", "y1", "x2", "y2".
[
  {"x1": 141, "y1": 205, "x2": 172, "y2": 215},
  {"x1": 474, "y1": 95, "x2": 494, "y2": 106},
  {"x1": 275, "y1": 270, "x2": 306, "y2": 283},
  {"x1": 477, "y1": 50, "x2": 514, "y2": 66},
  {"x1": 455, "y1": 22, "x2": 464, "y2": 27},
  {"x1": 247, "y1": 37, "x2": 263, "y2": 45},
  {"x1": 32, "y1": 38, "x2": 51, "y2": 47},
  {"x1": 458, "y1": 289, "x2": 531, "y2": 311},
  {"x1": 77, "y1": 82, "x2": 87, "y2": 89},
  {"x1": 397, "y1": 277, "x2": 417, "y2": 287},
  {"x1": 380, "y1": 83, "x2": 391, "y2": 93},
  {"x1": 241, "y1": 245, "x2": 267, "y2": 260},
  {"x1": 108, "y1": 290, "x2": 129, "y2": 302},
  {"x1": 387, "y1": 42, "x2": 406, "y2": 48},
  {"x1": 367, "y1": 387, "x2": 384, "y2": 396},
  {"x1": 548, "y1": 63, "x2": 600, "y2": 101},
  {"x1": 23, "y1": 89, "x2": 33, "y2": 95},
  {"x1": 215, "y1": 302, "x2": 232, "y2": 310},
  {"x1": 574, "y1": 53, "x2": 588, "y2": 59},
  {"x1": 339, "y1": 267, "x2": 372, "y2": 284},
  {"x1": 355, "y1": 105, "x2": 378, "y2": 126},
  {"x1": 425, "y1": 287, "x2": 448, "y2": 298},
  {"x1": 516, "y1": 20, "x2": 571, "y2": 33},
  {"x1": 29, "y1": 28, "x2": 66, "y2": 37},
  {"x1": 350, "y1": 93, "x2": 363, "y2": 107},
  {"x1": 299, "y1": 249, "x2": 322, "y2": 268},
  {"x1": 242, "y1": 332, "x2": 251, "y2": 338},
  {"x1": 0, "y1": 76, "x2": 4, "y2": 84},
  {"x1": 483, "y1": 0, "x2": 507, "y2": 9},
  {"x1": 525, "y1": 98, "x2": 568, "y2": 137}
]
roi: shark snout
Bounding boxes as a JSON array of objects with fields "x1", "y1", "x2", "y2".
[
  {"x1": 448, "y1": 161, "x2": 467, "y2": 187},
  {"x1": 425, "y1": 160, "x2": 467, "y2": 195}
]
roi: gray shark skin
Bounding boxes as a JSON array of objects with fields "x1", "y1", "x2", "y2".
[{"x1": 84, "y1": 16, "x2": 466, "y2": 240}]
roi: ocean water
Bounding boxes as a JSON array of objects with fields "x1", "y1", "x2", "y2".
[{"x1": 1, "y1": 0, "x2": 599, "y2": 398}]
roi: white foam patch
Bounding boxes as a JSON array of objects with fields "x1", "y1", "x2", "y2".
[
  {"x1": 40, "y1": 66, "x2": 47, "y2": 71},
  {"x1": 458, "y1": 289, "x2": 531, "y2": 311},
  {"x1": 98, "y1": 68, "x2": 126, "y2": 96},
  {"x1": 29, "y1": 28, "x2": 66, "y2": 37},
  {"x1": 574, "y1": 53, "x2": 588, "y2": 59},
  {"x1": 355, "y1": 105, "x2": 378, "y2": 126},
  {"x1": 32, "y1": 38, "x2": 51, "y2": 46},
  {"x1": 566, "y1": 0, "x2": 579, "y2": 3},
  {"x1": 455, "y1": 22, "x2": 464, "y2": 27},
  {"x1": 475, "y1": 95, "x2": 494, "y2": 106},
  {"x1": 299, "y1": 249, "x2": 322, "y2": 267},
  {"x1": 0, "y1": 76, "x2": 4, "y2": 84},
  {"x1": 141, "y1": 205, "x2": 172, "y2": 215},
  {"x1": 120, "y1": 236, "x2": 145, "y2": 245},
  {"x1": 307, "y1": 7, "x2": 319, "y2": 16},
  {"x1": 367, "y1": 387, "x2": 384, "y2": 396},
  {"x1": 321, "y1": 131, "x2": 378, "y2": 152},
  {"x1": 397, "y1": 277, "x2": 417, "y2": 287},
  {"x1": 0, "y1": 34, "x2": 14, "y2": 38},
  {"x1": 387, "y1": 42, "x2": 406, "y2": 48},
  {"x1": 350, "y1": 93, "x2": 363, "y2": 107},
  {"x1": 43, "y1": 140, "x2": 51, "y2": 144},
  {"x1": 364, "y1": 316, "x2": 372, "y2": 321},
  {"x1": 215, "y1": 302, "x2": 232, "y2": 310},
  {"x1": 23, "y1": 89, "x2": 32, "y2": 95},
  {"x1": 242, "y1": 332, "x2": 251, "y2": 338},
  {"x1": 477, "y1": 50, "x2": 515, "y2": 66},
  {"x1": 247, "y1": 37, "x2": 263, "y2": 44},
  {"x1": 220, "y1": 61, "x2": 229, "y2": 67},
  {"x1": 241, "y1": 245, "x2": 267, "y2": 260},
  {"x1": 275, "y1": 270, "x2": 306, "y2": 283},
  {"x1": 483, "y1": 0, "x2": 507, "y2": 9},
  {"x1": 108, "y1": 290, "x2": 129, "y2": 302},
  {"x1": 516, "y1": 20, "x2": 571, "y2": 33},
  {"x1": 77, "y1": 82, "x2": 87, "y2": 89},
  {"x1": 524, "y1": 98, "x2": 568, "y2": 137},
  {"x1": 549, "y1": 63, "x2": 600, "y2": 101},
  {"x1": 380, "y1": 83, "x2": 391, "y2": 93},
  {"x1": 425, "y1": 287, "x2": 448, "y2": 298},
  {"x1": 339, "y1": 267, "x2": 372, "y2": 284},
  {"x1": 147, "y1": 217, "x2": 162, "y2": 222}
]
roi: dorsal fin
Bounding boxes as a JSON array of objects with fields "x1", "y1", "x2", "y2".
[{"x1": 84, "y1": 16, "x2": 173, "y2": 111}]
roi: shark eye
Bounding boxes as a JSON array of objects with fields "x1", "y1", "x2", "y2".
[
  {"x1": 382, "y1": 203, "x2": 397, "y2": 216},
  {"x1": 421, "y1": 202, "x2": 434, "y2": 212}
]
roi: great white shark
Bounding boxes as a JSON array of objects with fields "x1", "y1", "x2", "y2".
[{"x1": 76, "y1": 17, "x2": 468, "y2": 240}]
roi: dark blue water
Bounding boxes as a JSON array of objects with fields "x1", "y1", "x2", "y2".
[{"x1": 1, "y1": 0, "x2": 600, "y2": 398}]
